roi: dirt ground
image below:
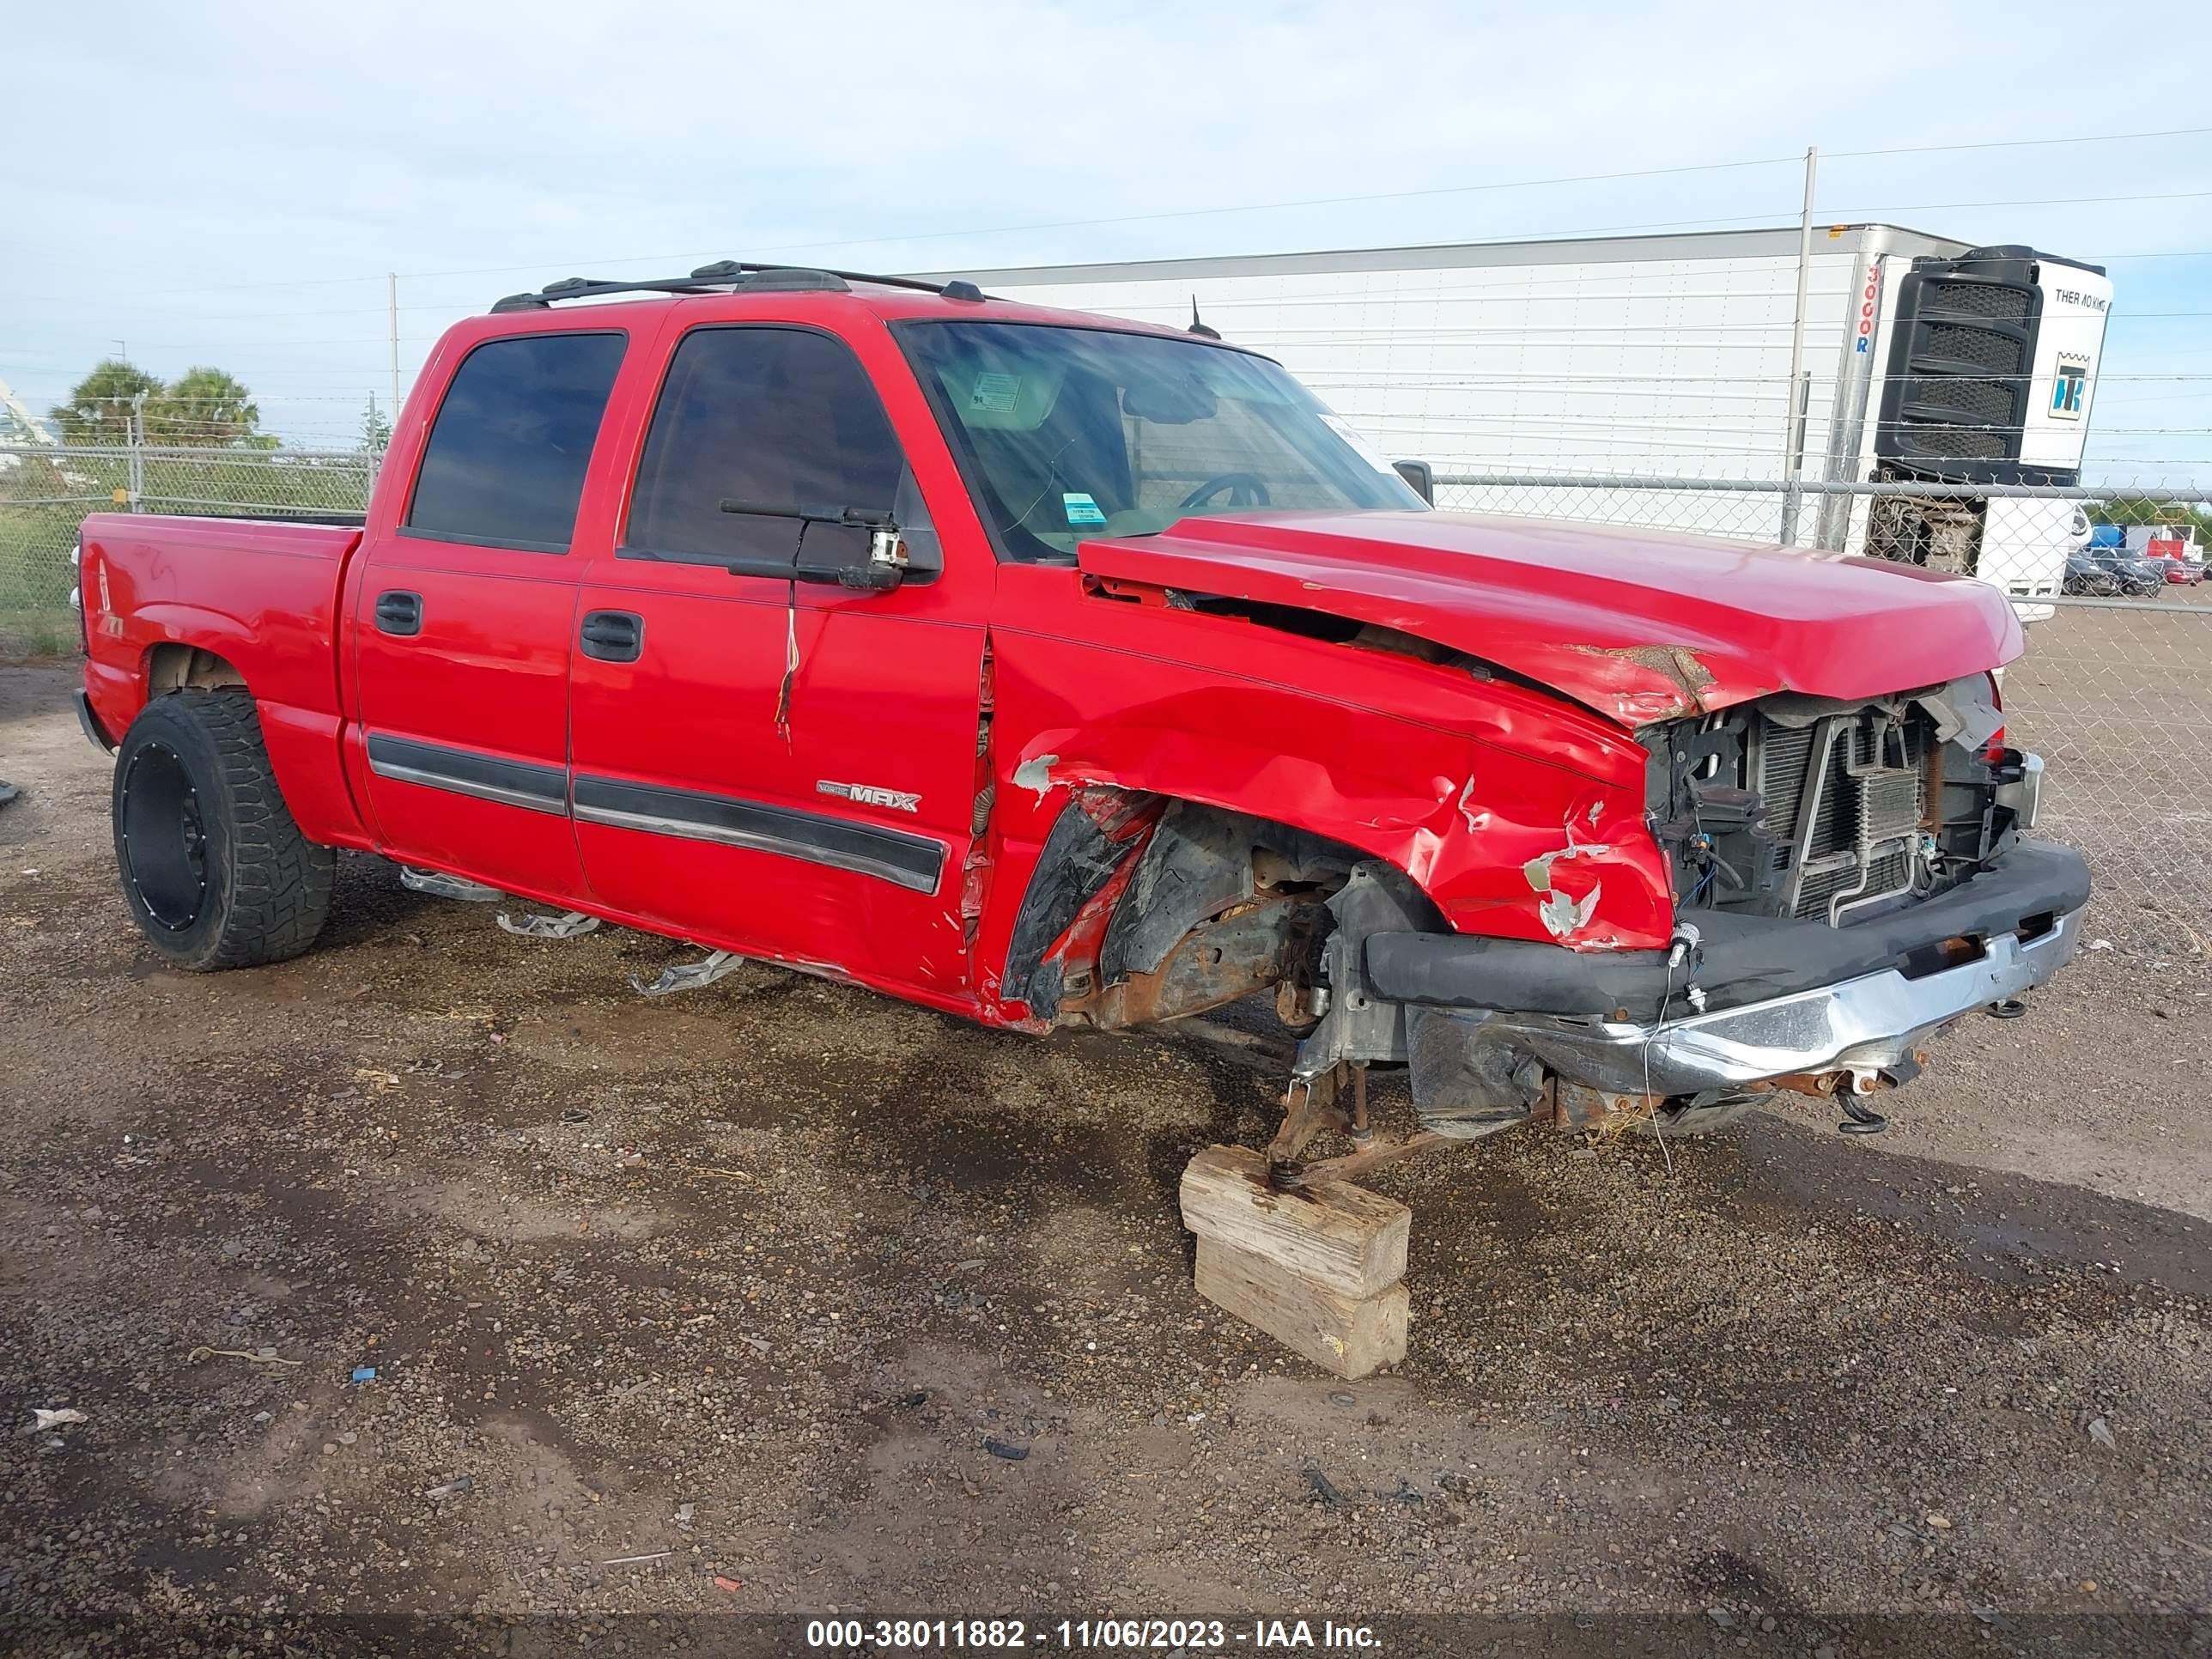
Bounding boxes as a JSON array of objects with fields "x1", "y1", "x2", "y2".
[{"x1": 3, "y1": 660, "x2": 2210, "y2": 1657}]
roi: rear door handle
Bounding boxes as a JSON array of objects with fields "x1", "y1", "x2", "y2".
[
  {"x1": 374, "y1": 590, "x2": 422, "y2": 636},
  {"x1": 580, "y1": 610, "x2": 644, "y2": 663}
]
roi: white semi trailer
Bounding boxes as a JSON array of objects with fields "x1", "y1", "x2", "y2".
[{"x1": 931, "y1": 225, "x2": 2113, "y2": 617}]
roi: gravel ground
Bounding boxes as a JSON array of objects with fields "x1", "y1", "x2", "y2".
[{"x1": 3, "y1": 660, "x2": 2209, "y2": 1657}]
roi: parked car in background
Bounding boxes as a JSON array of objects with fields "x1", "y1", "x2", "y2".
[
  {"x1": 2087, "y1": 543, "x2": 2170, "y2": 598},
  {"x1": 2123, "y1": 521, "x2": 2206, "y2": 584},
  {"x1": 2063, "y1": 549, "x2": 2120, "y2": 597}
]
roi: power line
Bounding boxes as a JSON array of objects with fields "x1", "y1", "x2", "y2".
[
  {"x1": 10, "y1": 120, "x2": 2208, "y2": 306},
  {"x1": 20, "y1": 299, "x2": 2200, "y2": 368},
  {"x1": 386, "y1": 163, "x2": 1813, "y2": 284},
  {"x1": 1829, "y1": 188, "x2": 2212, "y2": 215},
  {"x1": 1830, "y1": 125, "x2": 2212, "y2": 161},
  {"x1": 386, "y1": 186, "x2": 2212, "y2": 305},
  {"x1": 21, "y1": 246, "x2": 2212, "y2": 328}
]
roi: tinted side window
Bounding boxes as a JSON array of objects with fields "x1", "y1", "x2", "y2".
[
  {"x1": 624, "y1": 327, "x2": 907, "y2": 564},
  {"x1": 405, "y1": 331, "x2": 626, "y2": 552}
]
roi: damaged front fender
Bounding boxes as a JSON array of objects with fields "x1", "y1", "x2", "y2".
[
  {"x1": 970, "y1": 625, "x2": 1676, "y2": 1025},
  {"x1": 1005, "y1": 714, "x2": 1669, "y2": 955}
]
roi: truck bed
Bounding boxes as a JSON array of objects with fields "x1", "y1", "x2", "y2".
[{"x1": 77, "y1": 511, "x2": 368, "y2": 847}]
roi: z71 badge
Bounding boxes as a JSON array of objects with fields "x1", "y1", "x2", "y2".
[{"x1": 817, "y1": 780, "x2": 921, "y2": 813}]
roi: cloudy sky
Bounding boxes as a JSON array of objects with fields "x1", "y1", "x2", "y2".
[{"x1": 5, "y1": 0, "x2": 2208, "y2": 477}]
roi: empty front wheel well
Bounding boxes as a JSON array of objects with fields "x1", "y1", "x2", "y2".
[{"x1": 1004, "y1": 791, "x2": 1376, "y2": 1029}]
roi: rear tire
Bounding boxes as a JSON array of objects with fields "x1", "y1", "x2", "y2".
[{"x1": 112, "y1": 690, "x2": 335, "y2": 970}]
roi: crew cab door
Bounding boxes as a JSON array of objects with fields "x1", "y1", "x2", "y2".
[
  {"x1": 346, "y1": 326, "x2": 630, "y2": 899},
  {"x1": 567, "y1": 315, "x2": 987, "y2": 994}
]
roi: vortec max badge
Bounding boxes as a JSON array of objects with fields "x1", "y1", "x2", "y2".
[{"x1": 817, "y1": 780, "x2": 921, "y2": 813}]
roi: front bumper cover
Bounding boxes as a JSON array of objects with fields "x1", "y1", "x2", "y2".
[
  {"x1": 1469, "y1": 906, "x2": 2079, "y2": 1098},
  {"x1": 1303, "y1": 840, "x2": 2090, "y2": 1125}
]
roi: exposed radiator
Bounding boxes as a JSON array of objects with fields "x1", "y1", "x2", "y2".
[{"x1": 1754, "y1": 713, "x2": 1928, "y2": 922}]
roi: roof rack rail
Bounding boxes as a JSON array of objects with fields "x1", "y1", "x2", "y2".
[{"x1": 489, "y1": 261, "x2": 991, "y2": 313}]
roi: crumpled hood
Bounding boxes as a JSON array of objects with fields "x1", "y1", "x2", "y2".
[{"x1": 1077, "y1": 509, "x2": 2026, "y2": 727}]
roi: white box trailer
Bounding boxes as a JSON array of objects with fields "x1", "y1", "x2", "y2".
[{"x1": 928, "y1": 225, "x2": 2113, "y2": 617}]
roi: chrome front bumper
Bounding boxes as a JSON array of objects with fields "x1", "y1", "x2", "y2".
[{"x1": 1485, "y1": 908, "x2": 2082, "y2": 1098}]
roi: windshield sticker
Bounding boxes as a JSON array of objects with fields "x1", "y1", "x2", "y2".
[
  {"x1": 969, "y1": 372, "x2": 1020, "y2": 414},
  {"x1": 1318, "y1": 411, "x2": 1403, "y2": 477},
  {"x1": 1062, "y1": 492, "x2": 1108, "y2": 526}
]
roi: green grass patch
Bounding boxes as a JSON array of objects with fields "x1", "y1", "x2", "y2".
[{"x1": 0, "y1": 609, "x2": 82, "y2": 662}]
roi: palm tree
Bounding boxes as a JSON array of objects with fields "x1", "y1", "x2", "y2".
[{"x1": 55, "y1": 359, "x2": 160, "y2": 446}]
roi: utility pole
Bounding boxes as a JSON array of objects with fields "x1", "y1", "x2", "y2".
[
  {"x1": 387, "y1": 273, "x2": 401, "y2": 418},
  {"x1": 1778, "y1": 145, "x2": 1819, "y2": 547},
  {"x1": 127, "y1": 389, "x2": 148, "y2": 512}
]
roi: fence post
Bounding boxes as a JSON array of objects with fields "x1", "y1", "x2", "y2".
[{"x1": 1778, "y1": 145, "x2": 1819, "y2": 547}]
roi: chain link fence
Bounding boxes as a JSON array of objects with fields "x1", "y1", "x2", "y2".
[
  {"x1": 1, "y1": 442, "x2": 2204, "y2": 945},
  {"x1": 0, "y1": 443, "x2": 375, "y2": 650}
]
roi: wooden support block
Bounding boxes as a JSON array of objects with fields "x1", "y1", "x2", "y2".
[
  {"x1": 1194, "y1": 1236, "x2": 1409, "y2": 1380},
  {"x1": 1180, "y1": 1144, "x2": 1413, "y2": 1379},
  {"x1": 1178, "y1": 1144, "x2": 1408, "y2": 1298}
]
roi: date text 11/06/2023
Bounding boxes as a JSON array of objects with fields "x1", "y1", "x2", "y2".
[{"x1": 804, "y1": 1618, "x2": 1384, "y2": 1650}]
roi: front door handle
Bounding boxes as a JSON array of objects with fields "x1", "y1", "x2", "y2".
[
  {"x1": 374, "y1": 590, "x2": 422, "y2": 636},
  {"x1": 580, "y1": 610, "x2": 644, "y2": 663}
]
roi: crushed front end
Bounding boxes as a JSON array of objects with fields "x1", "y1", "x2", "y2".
[{"x1": 1285, "y1": 673, "x2": 2087, "y2": 1141}]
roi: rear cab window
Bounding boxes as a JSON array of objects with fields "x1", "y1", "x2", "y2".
[{"x1": 404, "y1": 331, "x2": 627, "y2": 553}]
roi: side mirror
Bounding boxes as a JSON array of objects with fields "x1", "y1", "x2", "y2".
[
  {"x1": 800, "y1": 523, "x2": 909, "y2": 591},
  {"x1": 775, "y1": 527, "x2": 909, "y2": 592},
  {"x1": 716, "y1": 502, "x2": 910, "y2": 592},
  {"x1": 1392, "y1": 459, "x2": 1435, "y2": 505},
  {"x1": 722, "y1": 552, "x2": 904, "y2": 591}
]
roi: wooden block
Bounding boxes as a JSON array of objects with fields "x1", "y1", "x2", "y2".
[
  {"x1": 1194, "y1": 1236, "x2": 1408, "y2": 1380},
  {"x1": 1178, "y1": 1144, "x2": 1409, "y2": 1298}
]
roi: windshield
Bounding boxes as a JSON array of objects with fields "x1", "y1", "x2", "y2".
[{"x1": 894, "y1": 320, "x2": 1426, "y2": 562}]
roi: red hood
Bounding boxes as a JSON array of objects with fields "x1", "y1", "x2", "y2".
[{"x1": 1077, "y1": 509, "x2": 2025, "y2": 726}]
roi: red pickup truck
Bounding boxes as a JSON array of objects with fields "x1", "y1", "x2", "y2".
[{"x1": 73, "y1": 261, "x2": 2083, "y2": 1162}]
